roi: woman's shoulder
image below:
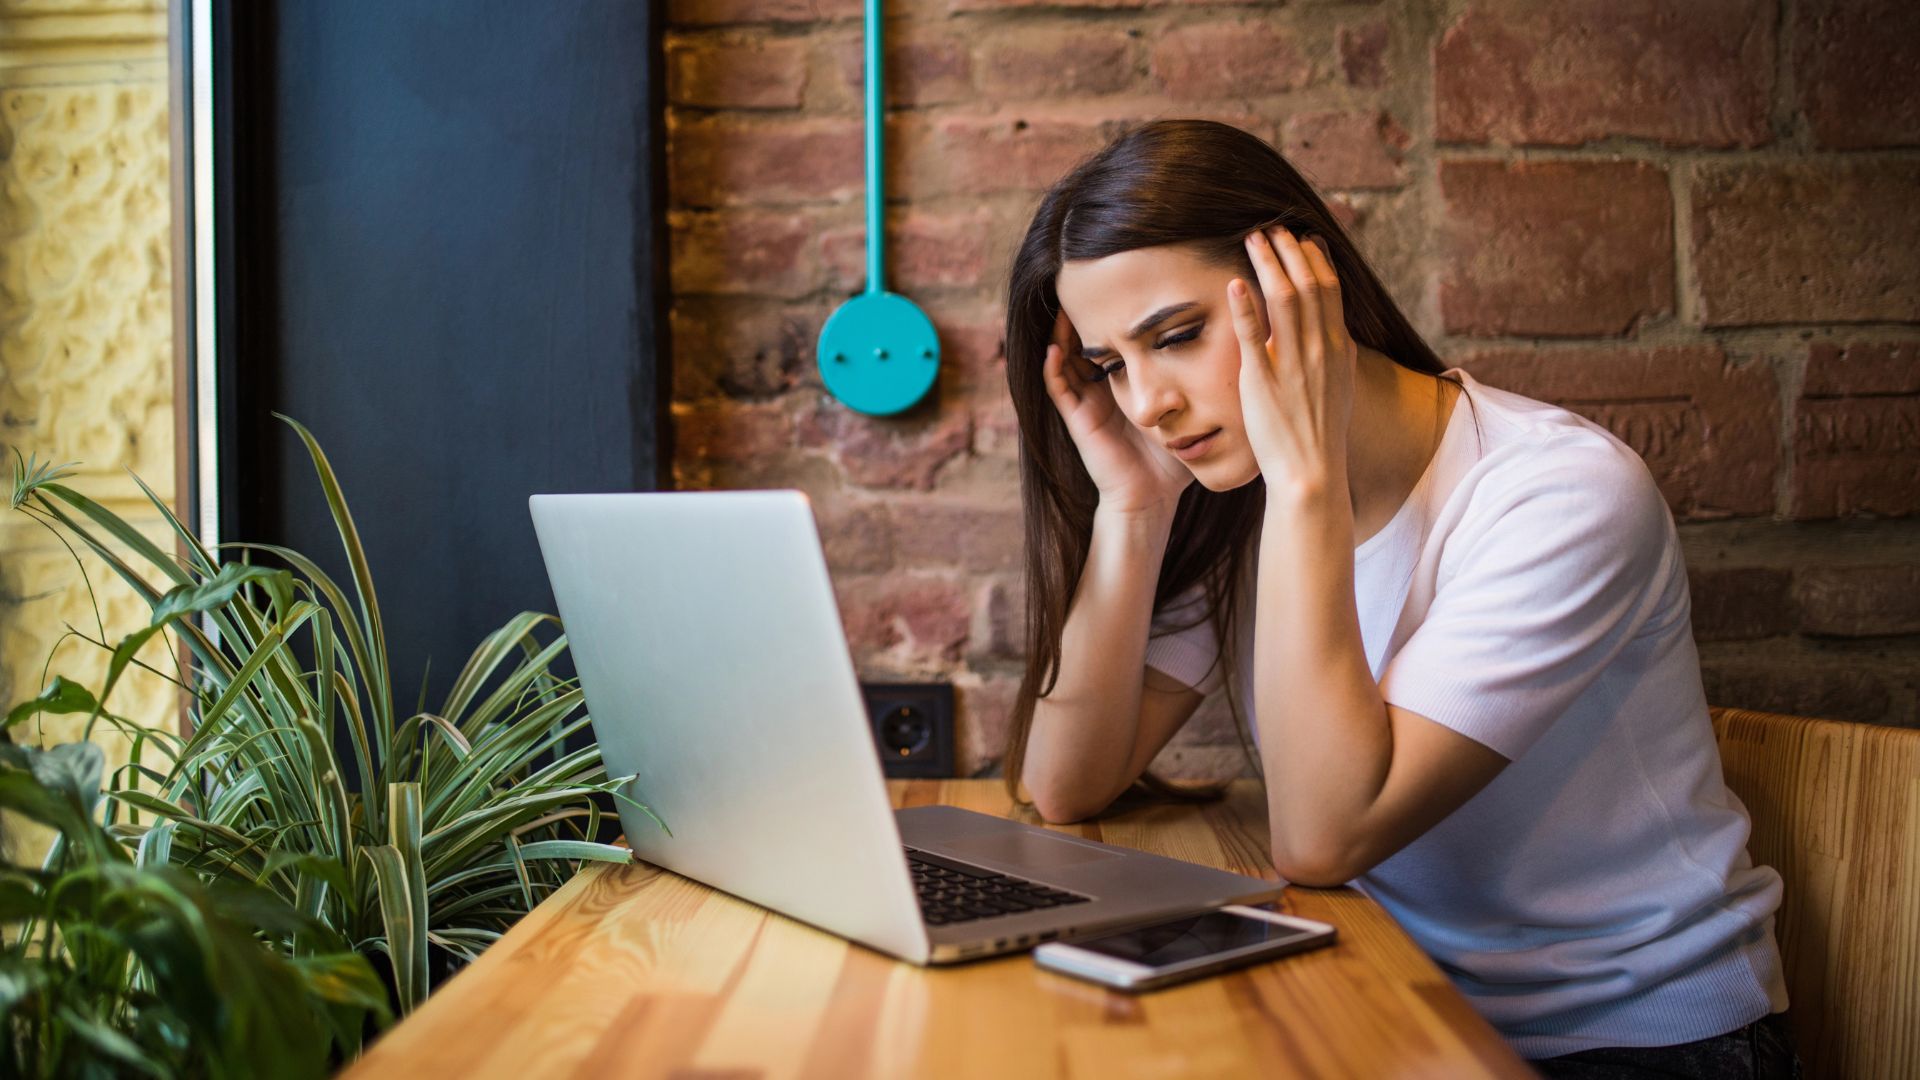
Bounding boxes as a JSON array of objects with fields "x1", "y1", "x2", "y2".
[
  {"x1": 1445, "y1": 372, "x2": 1673, "y2": 548},
  {"x1": 1452, "y1": 371, "x2": 1661, "y2": 496},
  {"x1": 1451, "y1": 369, "x2": 1620, "y2": 448}
]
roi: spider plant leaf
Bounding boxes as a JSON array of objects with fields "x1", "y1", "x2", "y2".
[
  {"x1": 106, "y1": 740, "x2": 184, "y2": 820},
  {"x1": 37, "y1": 481, "x2": 190, "y2": 588},
  {"x1": 313, "y1": 604, "x2": 339, "y2": 761},
  {"x1": 108, "y1": 790, "x2": 255, "y2": 853},
  {"x1": 275, "y1": 414, "x2": 393, "y2": 742},
  {"x1": 127, "y1": 467, "x2": 220, "y2": 577},
  {"x1": 508, "y1": 839, "x2": 633, "y2": 864},
  {"x1": 393, "y1": 779, "x2": 429, "y2": 907},
  {"x1": 515, "y1": 629, "x2": 566, "y2": 708},
  {"x1": 420, "y1": 779, "x2": 644, "y2": 881},
  {"x1": 361, "y1": 843, "x2": 423, "y2": 1015},
  {"x1": 404, "y1": 711, "x2": 472, "y2": 810},
  {"x1": 425, "y1": 927, "x2": 501, "y2": 953},
  {"x1": 294, "y1": 712, "x2": 355, "y2": 863},
  {"x1": 151, "y1": 562, "x2": 295, "y2": 626},
  {"x1": 507, "y1": 807, "x2": 596, "y2": 839},
  {"x1": 9, "y1": 448, "x2": 79, "y2": 507},
  {"x1": 432, "y1": 881, "x2": 542, "y2": 923},
  {"x1": 223, "y1": 542, "x2": 375, "y2": 710},
  {"x1": 25, "y1": 497, "x2": 165, "y2": 609},
  {"x1": 503, "y1": 833, "x2": 535, "y2": 909},
  {"x1": 451, "y1": 634, "x2": 571, "y2": 739},
  {"x1": 329, "y1": 669, "x2": 380, "y2": 838},
  {"x1": 440, "y1": 611, "x2": 560, "y2": 723},
  {"x1": 424, "y1": 927, "x2": 501, "y2": 966},
  {"x1": 419, "y1": 713, "x2": 472, "y2": 760},
  {"x1": 204, "y1": 769, "x2": 270, "y2": 830},
  {"x1": 263, "y1": 851, "x2": 351, "y2": 897},
  {"x1": 430, "y1": 699, "x2": 591, "y2": 823},
  {"x1": 135, "y1": 819, "x2": 176, "y2": 869},
  {"x1": 175, "y1": 610, "x2": 307, "y2": 767},
  {"x1": 362, "y1": 782, "x2": 428, "y2": 1014},
  {"x1": 187, "y1": 579, "x2": 321, "y2": 738}
]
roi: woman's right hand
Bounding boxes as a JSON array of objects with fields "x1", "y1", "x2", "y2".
[{"x1": 1041, "y1": 307, "x2": 1195, "y2": 517}]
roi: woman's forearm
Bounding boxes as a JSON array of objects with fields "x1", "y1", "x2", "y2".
[
  {"x1": 1022, "y1": 504, "x2": 1176, "y2": 822},
  {"x1": 1252, "y1": 484, "x2": 1392, "y2": 881}
]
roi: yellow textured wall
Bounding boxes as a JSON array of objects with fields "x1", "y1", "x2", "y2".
[{"x1": 0, "y1": 0, "x2": 175, "y2": 799}]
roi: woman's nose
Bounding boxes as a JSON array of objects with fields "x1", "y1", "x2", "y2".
[{"x1": 1119, "y1": 362, "x2": 1182, "y2": 429}]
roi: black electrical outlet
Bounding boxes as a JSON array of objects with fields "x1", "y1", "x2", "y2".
[{"x1": 861, "y1": 682, "x2": 955, "y2": 779}]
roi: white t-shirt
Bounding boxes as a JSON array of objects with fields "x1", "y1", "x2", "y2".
[{"x1": 1142, "y1": 370, "x2": 1787, "y2": 1057}]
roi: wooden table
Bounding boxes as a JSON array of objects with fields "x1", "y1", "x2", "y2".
[{"x1": 344, "y1": 780, "x2": 1534, "y2": 1078}]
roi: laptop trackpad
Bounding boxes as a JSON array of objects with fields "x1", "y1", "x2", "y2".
[{"x1": 940, "y1": 829, "x2": 1122, "y2": 871}]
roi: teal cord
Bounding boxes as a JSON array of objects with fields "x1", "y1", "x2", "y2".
[{"x1": 865, "y1": 0, "x2": 885, "y2": 295}]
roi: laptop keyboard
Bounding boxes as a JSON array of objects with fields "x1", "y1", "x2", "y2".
[{"x1": 905, "y1": 847, "x2": 1092, "y2": 926}]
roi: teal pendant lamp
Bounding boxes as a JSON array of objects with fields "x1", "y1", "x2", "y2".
[{"x1": 816, "y1": 0, "x2": 940, "y2": 417}]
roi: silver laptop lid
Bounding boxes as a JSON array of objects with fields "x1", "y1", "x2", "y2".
[{"x1": 529, "y1": 491, "x2": 929, "y2": 963}]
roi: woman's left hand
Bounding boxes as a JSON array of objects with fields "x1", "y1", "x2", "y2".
[{"x1": 1228, "y1": 226, "x2": 1357, "y2": 502}]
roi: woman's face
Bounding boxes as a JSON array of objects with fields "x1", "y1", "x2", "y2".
[{"x1": 1054, "y1": 243, "x2": 1264, "y2": 491}]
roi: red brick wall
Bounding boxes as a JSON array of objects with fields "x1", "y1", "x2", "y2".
[{"x1": 665, "y1": 0, "x2": 1920, "y2": 775}]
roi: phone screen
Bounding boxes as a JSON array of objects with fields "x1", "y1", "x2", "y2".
[{"x1": 1071, "y1": 910, "x2": 1320, "y2": 967}]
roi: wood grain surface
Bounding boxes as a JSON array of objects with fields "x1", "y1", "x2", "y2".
[
  {"x1": 1711, "y1": 707, "x2": 1920, "y2": 1080},
  {"x1": 343, "y1": 780, "x2": 1533, "y2": 1079}
]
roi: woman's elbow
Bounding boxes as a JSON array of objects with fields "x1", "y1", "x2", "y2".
[
  {"x1": 1024, "y1": 773, "x2": 1111, "y2": 824},
  {"x1": 1021, "y1": 763, "x2": 1113, "y2": 824},
  {"x1": 1029, "y1": 789, "x2": 1097, "y2": 825},
  {"x1": 1271, "y1": 855, "x2": 1355, "y2": 888},
  {"x1": 1270, "y1": 840, "x2": 1365, "y2": 888}
]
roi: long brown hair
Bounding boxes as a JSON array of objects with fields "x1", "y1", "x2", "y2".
[{"x1": 1000, "y1": 118, "x2": 1449, "y2": 807}]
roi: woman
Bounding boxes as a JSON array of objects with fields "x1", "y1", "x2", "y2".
[{"x1": 1000, "y1": 119, "x2": 1798, "y2": 1076}]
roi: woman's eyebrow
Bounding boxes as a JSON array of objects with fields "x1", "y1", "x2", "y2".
[{"x1": 1079, "y1": 301, "x2": 1201, "y2": 360}]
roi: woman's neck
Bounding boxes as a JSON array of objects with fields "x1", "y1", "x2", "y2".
[{"x1": 1347, "y1": 348, "x2": 1456, "y2": 546}]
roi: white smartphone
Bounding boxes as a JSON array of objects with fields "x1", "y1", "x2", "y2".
[{"x1": 1033, "y1": 905, "x2": 1336, "y2": 992}]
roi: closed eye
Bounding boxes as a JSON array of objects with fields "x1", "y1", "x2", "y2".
[
  {"x1": 1157, "y1": 325, "x2": 1202, "y2": 350},
  {"x1": 1086, "y1": 324, "x2": 1203, "y2": 382}
]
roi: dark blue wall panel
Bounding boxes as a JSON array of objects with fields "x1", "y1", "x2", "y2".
[{"x1": 219, "y1": 0, "x2": 668, "y2": 715}]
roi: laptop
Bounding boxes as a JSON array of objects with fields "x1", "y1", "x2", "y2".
[{"x1": 528, "y1": 490, "x2": 1281, "y2": 964}]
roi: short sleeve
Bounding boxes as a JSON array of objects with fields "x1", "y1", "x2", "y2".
[
  {"x1": 1144, "y1": 580, "x2": 1227, "y2": 696},
  {"x1": 1377, "y1": 437, "x2": 1677, "y2": 761}
]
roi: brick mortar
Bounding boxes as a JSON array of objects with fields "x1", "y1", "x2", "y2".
[
  {"x1": 1438, "y1": 325, "x2": 1920, "y2": 354},
  {"x1": 1403, "y1": 0, "x2": 1448, "y2": 341},
  {"x1": 1672, "y1": 158, "x2": 1700, "y2": 334},
  {"x1": 1695, "y1": 635, "x2": 1920, "y2": 667},
  {"x1": 1682, "y1": 518, "x2": 1920, "y2": 569},
  {"x1": 1774, "y1": 334, "x2": 1807, "y2": 520},
  {"x1": 1772, "y1": 0, "x2": 1814, "y2": 151}
]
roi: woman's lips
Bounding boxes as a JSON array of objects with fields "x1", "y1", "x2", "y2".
[{"x1": 1170, "y1": 429, "x2": 1221, "y2": 462}]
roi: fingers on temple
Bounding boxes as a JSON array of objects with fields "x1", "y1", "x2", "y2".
[
  {"x1": 1051, "y1": 306, "x2": 1079, "y2": 353},
  {"x1": 1299, "y1": 237, "x2": 1348, "y2": 349},
  {"x1": 1243, "y1": 230, "x2": 1298, "y2": 365},
  {"x1": 1229, "y1": 277, "x2": 1265, "y2": 348},
  {"x1": 1046, "y1": 305, "x2": 1085, "y2": 392},
  {"x1": 1266, "y1": 228, "x2": 1324, "y2": 358},
  {"x1": 1041, "y1": 343, "x2": 1078, "y2": 405}
]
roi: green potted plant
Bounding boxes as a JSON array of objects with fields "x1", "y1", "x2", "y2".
[
  {"x1": 0, "y1": 737, "x2": 389, "y2": 1077},
  {"x1": 5, "y1": 416, "x2": 659, "y2": 1040}
]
